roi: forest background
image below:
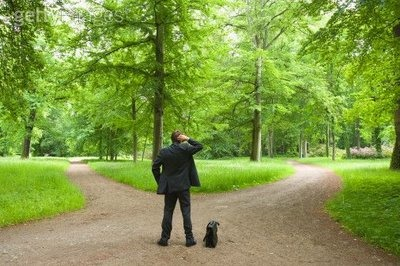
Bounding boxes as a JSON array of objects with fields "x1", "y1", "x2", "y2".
[{"x1": 1, "y1": 0, "x2": 399, "y2": 168}]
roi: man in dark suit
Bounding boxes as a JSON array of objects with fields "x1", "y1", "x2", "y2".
[{"x1": 152, "y1": 130, "x2": 203, "y2": 247}]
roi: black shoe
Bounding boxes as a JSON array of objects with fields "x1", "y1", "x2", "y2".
[
  {"x1": 185, "y1": 238, "x2": 197, "y2": 247},
  {"x1": 157, "y1": 238, "x2": 168, "y2": 246}
]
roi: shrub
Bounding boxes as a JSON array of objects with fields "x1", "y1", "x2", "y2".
[
  {"x1": 308, "y1": 144, "x2": 327, "y2": 157},
  {"x1": 347, "y1": 146, "x2": 392, "y2": 159}
]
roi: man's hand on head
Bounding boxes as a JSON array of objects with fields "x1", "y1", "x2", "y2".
[{"x1": 177, "y1": 134, "x2": 189, "y2": 142}]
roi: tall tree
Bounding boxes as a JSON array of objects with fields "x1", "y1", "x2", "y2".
[
  {"x1": 0, "y1": 0, "x2": 47, "y2": 158},
  {"x1": 152, "y1": 1, "x2": 166, "y2": 161},
  {"x1": 58, "y1": 0, "x2": 216, "y2": 160},
  {"x1": 225, "y1": 0, "x2": 302, "y2": 161},
  {"x1": 304, "y1": 0, "x2": 400, "y2": 166}
]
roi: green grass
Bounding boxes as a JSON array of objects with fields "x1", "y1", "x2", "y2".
[
  {"x1": 299, "y1": 157, "x2": 400, "y2": 256},
  {"x1": 88, "y1": 160, "x2": 156, "y2": 191},
  {"x1": 194, "y1": 158, "x2": 294, "y2": 192},
  {"x1": 0, "y1": 158, "x2": 85, "y2": 227},
  {"x1": 88, "y1": 157, "x2": 294, "y2": 193}
]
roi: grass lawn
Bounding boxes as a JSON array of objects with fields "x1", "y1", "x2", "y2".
[
  {"x1": 88, "y1": 157, "x2": 294, "y2": 193},
  {"x1": 0, "y1": 158, "x2": 85, "y2": 227},
  {"x1": 299, "y1": 157, "x2": 400, "y2": 256}
]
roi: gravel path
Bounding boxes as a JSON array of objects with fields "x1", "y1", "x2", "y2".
[{"x1": 0, "y1": 161, "x2": 398, "y2": 265}]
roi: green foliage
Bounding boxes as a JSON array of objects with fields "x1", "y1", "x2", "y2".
[
  {"x1": 88, "y1": 157, "x2": 294, "y2": 193},
  {"x1": 301, "y1": 158, "x2": 400, "y2": 256},
  {"x1": 0, "y1": 158, "x2": 85, "y2": 227},
  {"x1": 32, "y1": 106, "x2": 71, "y2": 157},
  {"x1": 0, "y1": 0, "x2": 47, "y2": 113},
  {"x1": 303, "y1": 0, "x2": 399, "y2": 162},
  {"x1": 200, "y1": 128, "x2": 249, "y2": 159},
  {"x1": 44, "y1": 0, "x2": 222, "y2": 159},
  {"x1": 1, "y1": 1, "x2": 47, "y2": 104},
  {"x1": 0, "y1": 0, "x2": 397, "y2": 163},
  {"x1": 0, "y1": 107, "x2": 24, "y2": 156}
]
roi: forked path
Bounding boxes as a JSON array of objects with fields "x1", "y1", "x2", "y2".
[{"x1": 0, "y1": 161, "x2": 398, "y2": 265}]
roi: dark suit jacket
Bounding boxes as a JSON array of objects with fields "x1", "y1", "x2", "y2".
[{"x1": 152, "y1": 139, "x2": 203, "y2": 194}]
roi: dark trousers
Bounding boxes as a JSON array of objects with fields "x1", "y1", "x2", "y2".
[{"x1": 161, "y1": 189, "x2": 193, "y2": 240}]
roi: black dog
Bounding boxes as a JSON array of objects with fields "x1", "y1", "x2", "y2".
[{"x1": 203, "y1": 220, "x2": 220, "y2": 248}]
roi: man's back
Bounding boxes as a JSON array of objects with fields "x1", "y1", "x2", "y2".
[
  {"x1": 160, "y1": 143, "x2": 192, "y2": 177},
  {"x1": 152, "y1": 138, "x2": 203, "y2": 194}
]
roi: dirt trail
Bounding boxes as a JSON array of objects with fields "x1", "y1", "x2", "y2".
[{"x1": 0, "y1": 161, "x2": 398, "y2": 265}]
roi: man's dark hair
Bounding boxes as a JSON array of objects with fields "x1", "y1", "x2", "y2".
[{"x1": 171, "y1": 130, "x2": 182, "y2": 143}]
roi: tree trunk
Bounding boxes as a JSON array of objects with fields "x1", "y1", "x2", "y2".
[
  {"x1": 251, "y1": 108, "x2": 262, "y2": 161},
  {"x1": 344, "y1": 125, "x2": 351, "y2": 159},
  {"x1": 299, "y1": 132, "x2": 303, "y2": 158},
  {"x1": 393, "y1": 23, "x2": 400, "y2": 38},
  {"x1": 131, "y1": 97, "x2": 138, "y2": 163},
  {"x1": 133, "y1": 133, "x2": 138, "y2": 162},
  {"x1": 390, "y1": 102, "x2": 400, "y2": 169},
  {"x1": 373, "y1": 127, "x2": 382, "y2": 157},
  {"x1": 250, "y1": 36, "x2": 262, "y2": 162},
  {"x1": 0, "y1": 128, "x2": 5, "y2": 156},
  {"x1": 268, "y1": 128, "x2": 274, "y2": 158},
  {"x1": 326, "y1": 123, "x2": 330, "y2": 158},
  {"x1": 21, "y1": 108, "x2": 36, "y2": 159},
  {"x1": 108, "y1": 129, "x2": 112, "y2": 161},
  {"x1": 142, "y1": 133, "x2": 148, "y2": 162},
  {"x1": 390, "y1": 25, "x2": 400, "y2": 168},
  {"x1": 152, "y1": 2, "x2": 165, "y2": 161},
  {"x1": 355, "y1": 119, "x2": 361, "y2": 149},
  {"x1": 105, "y1": 129, "x2": 110, "y2": 161},
  {"x1": 106, "y1": 129, "x2": 118, "y2": 161},
  {"x1": 303, "y1": 139, "x2": 308, "y2": 158},
  {"x1": 98, "y1": 131, "x2": 103, "y2": 160},
  {"x1": 331, "y1": 124, "x2": 336, "y2": 161}
]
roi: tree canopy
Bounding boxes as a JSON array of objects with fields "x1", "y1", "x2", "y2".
[{"x1": 1, "y1": 0, "x2": 399, "y2": 168}]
